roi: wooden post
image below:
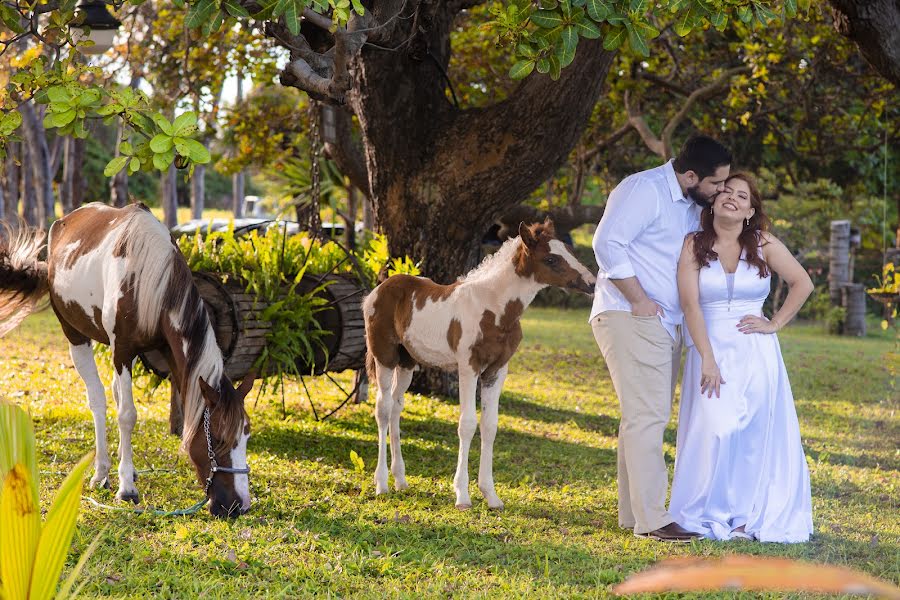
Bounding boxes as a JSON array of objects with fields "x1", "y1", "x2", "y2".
[
  {"x1": 841, "y1": 283, "x2": 867, "y2": 336},
  {"x1": 829, "y1": 220, "x2": 851, "y2": 306}
]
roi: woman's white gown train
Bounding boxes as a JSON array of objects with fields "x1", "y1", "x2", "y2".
[{"x1": 669, "y1": 255, "x2": 813, "y2": 543}]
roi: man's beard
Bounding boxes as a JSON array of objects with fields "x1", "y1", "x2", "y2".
[{"x1": 687, "y1": 185, "x2": 714, "y2": 207}]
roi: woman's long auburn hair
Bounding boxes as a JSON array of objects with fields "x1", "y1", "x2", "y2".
[{"x1": 692, "y1": 171, "x2": 771, "y2": 278}]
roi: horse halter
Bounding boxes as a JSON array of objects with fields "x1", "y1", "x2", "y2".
[{"x1": 202, "y1": 406, "x2": 250, "y2": 495}]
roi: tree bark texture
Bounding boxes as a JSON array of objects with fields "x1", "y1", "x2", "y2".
[
  {"x1": 21, "y1": 141, "x2": 38, "y2": 226},
  {"x1": 61, "y1": 137, "x2": 85, "y2": 215},
  {"x1": 162, "y1": 165, "x2": 178, "y2": 228},
  {"x1": 19, "y1": 101, "x2": 55, "y2": 227},
  {"x1": 3, "y1": 142, "x2": 20, "y2": 218},
  {"x1": 829, "y1": 0, "x2": 900, "y2": 86},
  {"x1": 232, "y1": 171, "x2": 245, "y2": 217},
  {"x1": 191, "y1": 162, "x2": 206, "y2": 220}
]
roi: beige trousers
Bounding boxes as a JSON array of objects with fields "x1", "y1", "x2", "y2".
[{"x1": 591, "y1": 311, "x2": 682, "y2": 534}]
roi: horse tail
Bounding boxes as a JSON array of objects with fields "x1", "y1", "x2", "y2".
[
  {"x1": 365, "y1": 346, "x2": 377, "y2": 393},
  {"x1": 362, "y1": 289, "x2": 378, "y2": 394},
  {"x1": 0, "y1": 223, "x2": 49, "y2": 337}
]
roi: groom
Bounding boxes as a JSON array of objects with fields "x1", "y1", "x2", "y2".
[{"x1": 590, "y1": 135, "x2": 732, "y2": 542}]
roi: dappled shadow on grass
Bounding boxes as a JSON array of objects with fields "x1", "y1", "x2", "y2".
[
  {"x1": 804, "y1": 436, "x2": 900, "y2": 473},
  {"x1": 251, "y1": 411, "x2": 617, "y2": 489},
  {"x1": 498, "y1": 391, "x2": 619, "y2": 436}
]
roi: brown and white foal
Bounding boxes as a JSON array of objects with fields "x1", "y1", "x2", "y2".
[
  {"x1": 364, "y1": 220, "x2": 596, "y2": 509},
  {"x1": 0, "y1": 203, "x2": 254, "y2": 517}
]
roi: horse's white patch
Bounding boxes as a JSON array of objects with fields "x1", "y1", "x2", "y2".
[
  {"x1": 549, "y1": 239, "x2": 596, "y2": 282},
  {"x1": 53, "y1": 227, "x2": 128, "y2": 335},
  {"x1": 230, "y1": 426, "x2": 251, "y2": 511}
]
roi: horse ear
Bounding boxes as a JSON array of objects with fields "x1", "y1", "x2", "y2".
[
  {"x1": 542, "y1": 217, "x2": 556, "y2": 237},
  {"x1": 519, "y1": 221, "x2": 538, "y2": 249},
  {"x1": 237, "y1": 370, "x2": 256, "y2": 399},
  {"x1": 199, "y1": 377, "x2": 220, "y2": 407}
]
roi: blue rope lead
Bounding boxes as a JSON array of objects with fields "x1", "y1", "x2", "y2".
[{"x1": 82, "y1": 495, "x2": 207, "y2": 517}]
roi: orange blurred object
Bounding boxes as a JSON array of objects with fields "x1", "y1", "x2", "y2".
[{"x1": 613, "y1": 555, "x2": 900, "y2": 598}]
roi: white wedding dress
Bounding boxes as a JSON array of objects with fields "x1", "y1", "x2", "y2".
[{"x1": 669, "y1": 253, "x2": 814, "y2": 543}]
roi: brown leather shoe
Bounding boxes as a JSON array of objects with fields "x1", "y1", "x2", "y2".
[{"x1": 634, "y1": 522, "x2": 703, "y2": 543}]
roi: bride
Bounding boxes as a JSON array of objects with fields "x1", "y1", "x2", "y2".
[{"x1": 669, "y1": 172, "x2": 815, "y2": 543}]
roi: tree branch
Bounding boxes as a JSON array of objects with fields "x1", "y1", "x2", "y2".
[
  {"x1": 270, "y1": 9, "x2": 384, "y2": 104},
  {"x1": 624, "y1": 90, "x2": 667, "y2": 158},
  {"x1": 828, "y1": 0, "x2": 900, "y2": 85},
  {"x1": 582, "y1": 122, "x2": 633, "y2": 163},
  {"x1": 659, "y1": 65, "x2": 749, "y2": 154}
]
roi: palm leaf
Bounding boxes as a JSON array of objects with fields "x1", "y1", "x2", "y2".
[
  {"x1": 28, "y1": 452, "x2": 94, "y2": 600},
  {"x1": 0, "y1": 402, "x2": 38, "y2": 504},
  {"x1": 0, "y1": 465, "x2": 41, "y2": 600}
]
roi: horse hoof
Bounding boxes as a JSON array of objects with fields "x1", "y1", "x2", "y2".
[
  {"x1": 91, "y1": 477, "x2": 110, "y2": 490},
  {"x1": 455, "y1": 503, "x2": 472, "y2": 511},
  {"x1": 394, "y1": 481, "x2": 409, "y2": 492},
  {"x1": 488, "y1": 502, "x2": 505, "y2": 511},
  {"x1": 117, "y1": 491, "x2": 139, "y2": 504}
]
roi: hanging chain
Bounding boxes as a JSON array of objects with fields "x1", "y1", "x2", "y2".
[{"x1": 307, "y1": 100, "x2": 323, "y2": 237}]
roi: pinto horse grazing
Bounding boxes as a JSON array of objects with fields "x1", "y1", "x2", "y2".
[
  {"x1": 0, "y1": 203, "x2": 254, "y2": 517},
  {"x1": 364, "y1": 219, "x2": 596, "y2": 509}
]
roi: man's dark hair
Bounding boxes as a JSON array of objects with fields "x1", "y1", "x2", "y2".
[{"x1": 672, "y1": 135, "x2": 732, "y2": 180}]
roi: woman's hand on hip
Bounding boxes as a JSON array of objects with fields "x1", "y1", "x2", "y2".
[{"x1": 738, "y1": 315, "x2": 778, "y2": 335}]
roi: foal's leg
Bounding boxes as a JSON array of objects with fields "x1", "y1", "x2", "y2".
[
  {"x1": 111, "y1": 359, "x2": 139, "y2": 503},
  {"x1": 389, "y1": 367, "x2": 414, "y2": 491},
  {"x1": 478, "y1": 364, "x2": 508, "y2": 510},
  {"x1": 373, "y1": 360, "x2": 396, "y2": 495},
  {"x1": 453, "y1": 368, "x2": 479, "y2": 509},
  {"x1": 70, "y1": 342, "x2": 111, "y2": 489}
]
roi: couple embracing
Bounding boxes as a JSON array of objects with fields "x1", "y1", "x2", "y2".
[{"x1": 591, "y1": 136, "x2": 815, "y2": 543}]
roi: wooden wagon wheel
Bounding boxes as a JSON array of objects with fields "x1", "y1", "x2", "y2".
[{"x1": 142, "y1": 267, "x2": 371, "y2": 434}]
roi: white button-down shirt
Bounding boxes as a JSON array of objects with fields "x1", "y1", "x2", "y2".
[{"x1": 590, "y1": 160, "x2": 702, "y2": 341}]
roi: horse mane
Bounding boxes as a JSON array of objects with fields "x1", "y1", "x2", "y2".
[
  {"x1": 461, "y1": 236, "x2": 522, "y2": 284},
  {"x1": 116, "y1": 209, "x2": 237, "y2": 451}
]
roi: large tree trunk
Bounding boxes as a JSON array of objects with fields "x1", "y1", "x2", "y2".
[
  {"x1": 341, "y1": 6, "x2": 615, "y2": 284},
  {"x1": 829, "y1": 0, "x2": 900, "y2": 86}
]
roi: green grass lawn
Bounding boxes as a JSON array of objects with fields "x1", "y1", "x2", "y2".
[{"x1": 1, "y1": 308, "x2": 897, "y2": 598}]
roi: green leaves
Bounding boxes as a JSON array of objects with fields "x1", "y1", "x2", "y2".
[
  {"x1": 603, "y1": 26, "x2": 627, "y2": 51},
  {"x1": 0, "y1": 3, "x2": 25, "y2": 33},
  {"x1": 488, "y1": 0, "x2": 794, "y2": 82},
  {"x1": 557, "y1": 25, "x2": 578, "y2": 67},
  {"x1": 509, "y1": 60, "x2": 536, "y2": 80},
  {"x1": 103, "y1": 156, "x2": 129, "y2": 177},
  {"x1": 585, "y1": 0, "x2": 611, "y2": 21},
  {"x1": 39, "y1": 85, "x2": 101, "y2": 138},
  {"x1": 531, "y1": 9, "x2": 565, "y2": 29},
  {"x1": 186, "y1": 0, "x2": 218, "y2": 29},
  {"x1": 104, "y1": 110, "x2": 209, "y2": 179},
  {"x1": 0, "y1": 112, "x2": 23, "y2": 137}
]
